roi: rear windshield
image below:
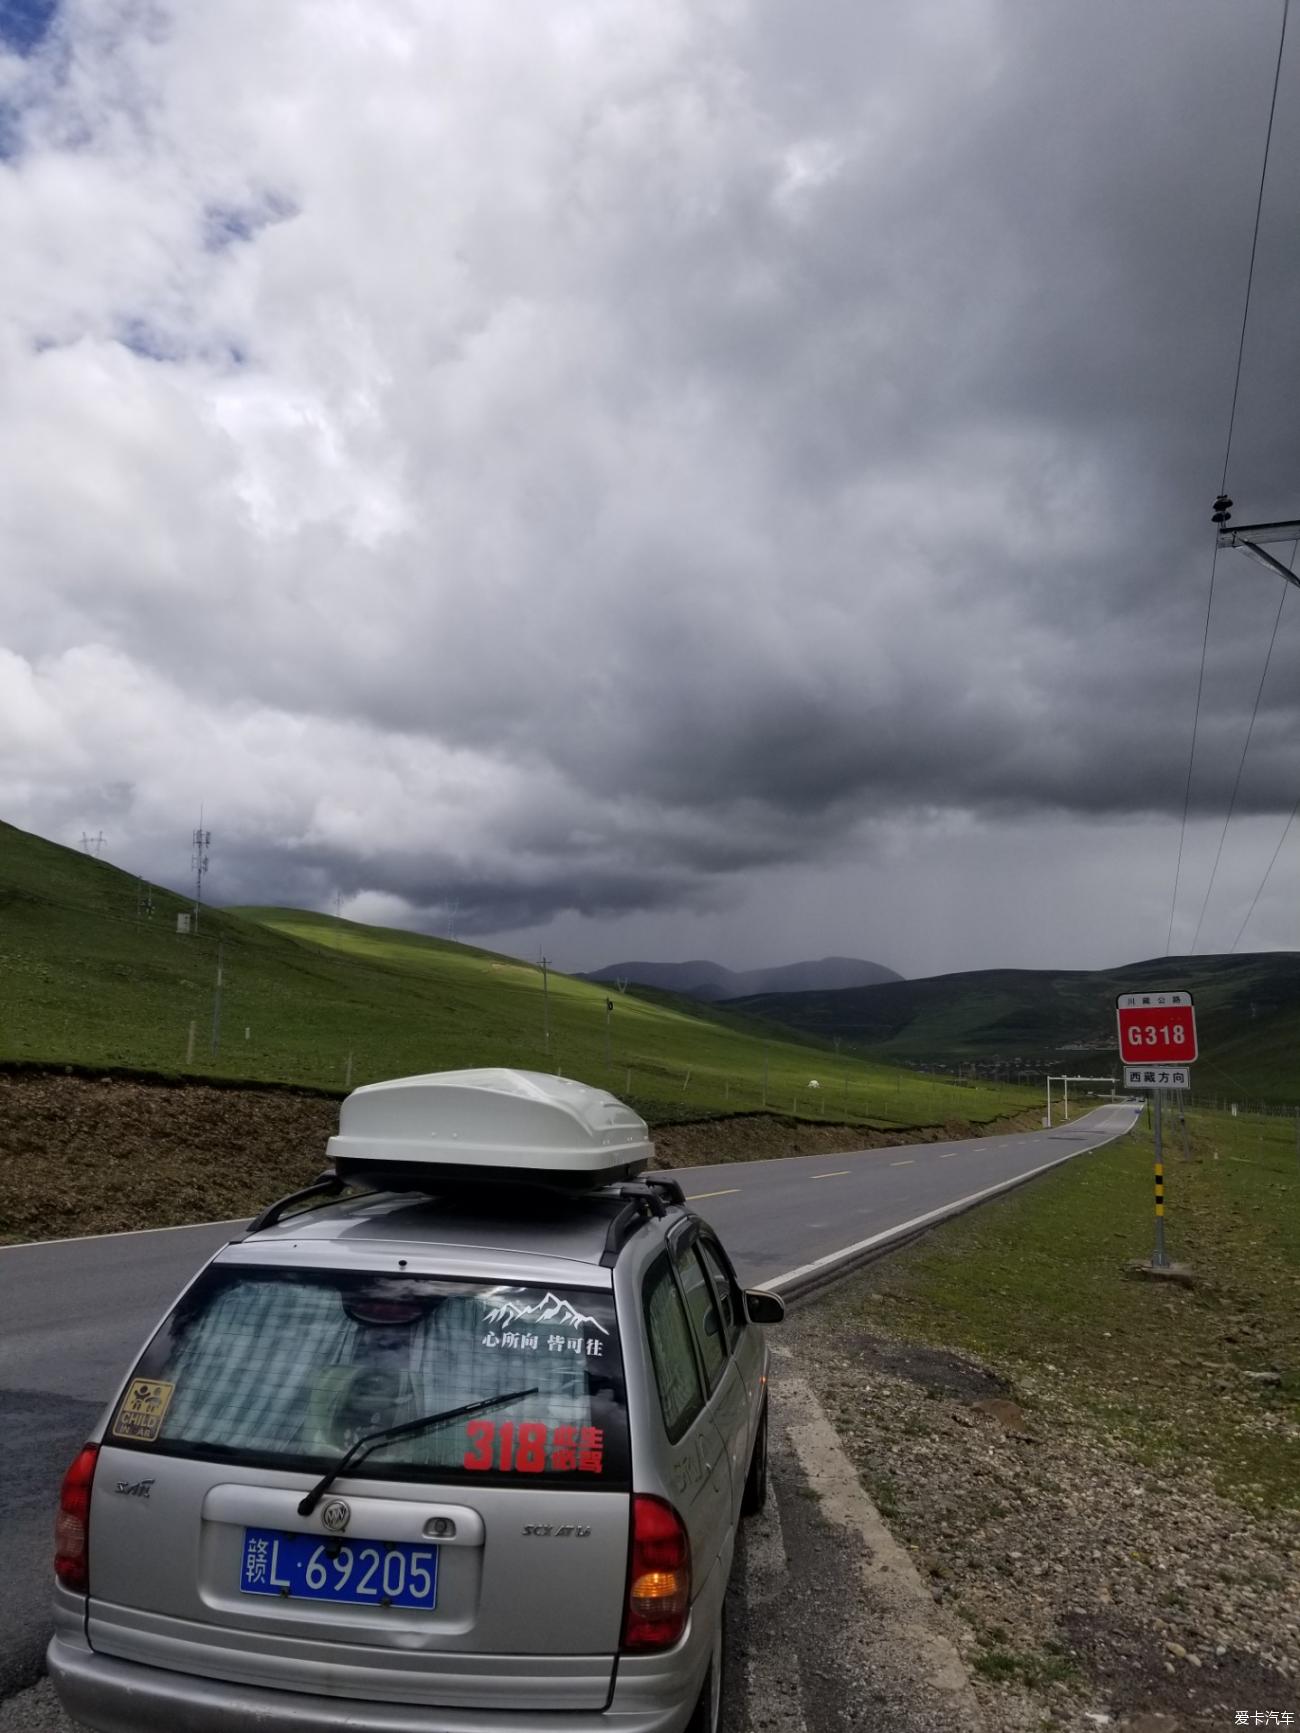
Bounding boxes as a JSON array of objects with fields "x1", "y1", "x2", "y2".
[{"x1": 110, "y1": 1266, "x2": 628, "y2": 1489}]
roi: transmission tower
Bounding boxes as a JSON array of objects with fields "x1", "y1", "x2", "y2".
[
  {"x1": 80, "y1": 831, "x2": 106, "y2": 856},
  {"x1": 192, "y1": 814, "x2": 211, "y2": 930}
]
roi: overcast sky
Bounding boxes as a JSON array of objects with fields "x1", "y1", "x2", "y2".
[{"x1": 2, "y1": 0, "x2": 1297, "y2": 980}]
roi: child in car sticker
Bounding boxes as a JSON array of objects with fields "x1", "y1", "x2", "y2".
[{"x1": 111, "y1": 1378, "x2": 176, "y2": 1443}]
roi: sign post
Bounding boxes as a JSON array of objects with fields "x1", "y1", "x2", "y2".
[
  {"x1": 1116, "y1": 993, "x2": 1197, "y2": 1272},
  {"x1": 1151, "y1": 1089, "x2": 1167, "y2": 1267}
]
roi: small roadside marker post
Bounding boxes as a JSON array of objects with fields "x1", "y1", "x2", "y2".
[
  {"x1": 210, "y1": 940, "x2": 224, "y2": 1058},
  {"x1": 345, "y1": 1052, "x2": 353, "y2": 1089},
  {"x1": 185, "y1": 1020, "x2": 196, "y2": 1066}
]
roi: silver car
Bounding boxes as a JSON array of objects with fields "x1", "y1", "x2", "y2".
[{"x1": 48, "y1": 1129, "x2": 781, "y2": 1732}]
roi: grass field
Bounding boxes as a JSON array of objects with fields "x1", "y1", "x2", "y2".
[
  {"x1": 0, "y1": 820, "x2": 1036, "y2": 1128},
  {"x1": 818, "y1": 1101, "x2": 1300, "y2": 1510},
  {"x1": 737, "y1": 952, "x2": 1300, "y2": 1105}
]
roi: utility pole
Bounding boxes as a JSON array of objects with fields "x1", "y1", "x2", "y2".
[
  {"x1": 540, "y1": 956, "x2": 551, "y2": 1053},
  {"x1": 762, "y1": 1042, "x2": 768, "y2": 1110},
  {"x1": 603, "y1": 997, "x2": 613, "y2": 1066}
]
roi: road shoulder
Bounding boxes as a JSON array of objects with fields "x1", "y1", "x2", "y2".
[
  {"x1": 778, "y1": 1137, "x2": 1300, "y2": 1733},
  {"x1": 724, "y1": 1346, "x2": 987, "y2": 1732}
]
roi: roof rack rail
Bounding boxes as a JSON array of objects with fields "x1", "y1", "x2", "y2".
[
  {"x1": 596, "y1": 1177, "x2": 687, "y2": 1267},
  {"x1": 247, "y1": 1171, "x2": 347, "y2": 1235}
]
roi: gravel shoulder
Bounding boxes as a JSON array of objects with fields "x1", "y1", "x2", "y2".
[{"x1": 782, "y1": 1107, "x2": 1300, "y2": 1732}]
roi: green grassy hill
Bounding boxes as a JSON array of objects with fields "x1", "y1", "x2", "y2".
[
  {"x1": 734, "y1": 953, "x2": 1300, "y2": 1104},
  {"x1": 0, "y1": 820, "x2": 1034, "y2": 1128}
]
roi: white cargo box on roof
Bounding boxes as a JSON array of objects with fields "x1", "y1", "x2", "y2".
[{"x1": 326, "y1": 1067, "x2": 654, "y2": 1188}]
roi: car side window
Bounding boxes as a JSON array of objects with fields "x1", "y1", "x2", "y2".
[
  {"x1": 674, "y1": 1242, "x2": 727, "y2": 1390},
  {"x1": 643, "y1": 1254, "x2": 705, "y2": 1439},
  {"x1": 697, "y1": 1236, "x2": 742, "y2": 1345}
]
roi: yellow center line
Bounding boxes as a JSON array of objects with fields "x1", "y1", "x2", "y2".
[
  {"x1": 890, "y1": 1159, "x2": 914, "y2": 1167},
  {"x1": 684, "y1": 1187, "x2": 741, "y2": 1201},
  {"x1": 812, "y1": 1170, "x2": 850, "y2": 1179}
]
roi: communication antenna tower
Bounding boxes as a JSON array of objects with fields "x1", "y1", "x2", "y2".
[{"x1": 191, "y1": 812, "x2": 211, "y2": 930}]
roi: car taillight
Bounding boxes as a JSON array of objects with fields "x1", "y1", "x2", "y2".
[
  {"x1": 55, "y1": 1445, "x2": 99, "y2": 1593},
  {"x1": 622, "y1": 1494, "x2": 690, "y2": 1651}
]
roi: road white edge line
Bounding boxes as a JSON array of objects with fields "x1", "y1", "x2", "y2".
[{"x1": 764, "y1": 1109, "x2": 1139, "y2": 1294}]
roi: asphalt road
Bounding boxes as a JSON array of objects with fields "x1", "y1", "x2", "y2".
[{"x1": 0, "y1": 1101, "x2": 1138, "y2": 1703}]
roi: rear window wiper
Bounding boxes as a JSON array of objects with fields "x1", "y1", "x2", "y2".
[{"x1": 297, "y1": 1387, "x2": 539, "y2": 1516}]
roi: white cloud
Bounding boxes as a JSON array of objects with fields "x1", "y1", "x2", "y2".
[{"x1": 1, "y1": 0, "x2": 1297, "y2": 965}]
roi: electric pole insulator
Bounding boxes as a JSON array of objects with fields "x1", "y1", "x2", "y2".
[{"x1": 1211, "y1": 493, "x2": 1233, "y2": 525}]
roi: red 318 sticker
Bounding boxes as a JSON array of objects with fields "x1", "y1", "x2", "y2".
[{"x1": 464, "y1": 1419, "x2": 604, "y2": 1475}]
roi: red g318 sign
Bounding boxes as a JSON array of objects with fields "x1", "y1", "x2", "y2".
[{"x1": 1116, "y1": 992, "x2": 1198, "y2": 1066}]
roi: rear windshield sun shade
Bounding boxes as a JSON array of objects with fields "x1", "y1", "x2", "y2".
[{"x1": 108, "y1": 1266, "x2": 629, "y2": 1489}]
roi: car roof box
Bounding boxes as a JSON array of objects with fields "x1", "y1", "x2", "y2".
[{"x1": 326, "y1": 1068, "x2": 654, "y2": 1191}]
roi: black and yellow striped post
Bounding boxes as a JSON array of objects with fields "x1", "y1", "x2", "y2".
[{"x1": 1152, "y1": 1089, "x2": 1169, "y2": 1268}]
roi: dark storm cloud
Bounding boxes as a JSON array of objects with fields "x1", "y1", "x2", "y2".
[{"x1": 2, "y1": 0, "x2": 1297, "y2": 946}]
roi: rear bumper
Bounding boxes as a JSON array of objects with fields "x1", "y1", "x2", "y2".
[{"x1": 47, "y1": 1634, "x2": 703, "y2": 1733}]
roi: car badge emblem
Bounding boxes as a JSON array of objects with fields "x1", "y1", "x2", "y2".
[
  {"x1": 114, "y1": 1478, "x2": 154, "y2": 1499},
  {"x1": 321, "y1": 1498, "x2": 351, "y2": 1534}
]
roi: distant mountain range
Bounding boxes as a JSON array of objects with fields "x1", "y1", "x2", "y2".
[
  {"x1": 727, "y1": 952, "x2": 1300, "y2": 1103},
  {"x1": 578, "y1": 956, "x2": 904, "y2": 1001}
]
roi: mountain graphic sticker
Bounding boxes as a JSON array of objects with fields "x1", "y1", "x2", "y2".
[{"x1": 479, "y1": 1291, "x2": 609, "y2": 1336}]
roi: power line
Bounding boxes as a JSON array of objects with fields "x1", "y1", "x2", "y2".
[
  {"x1": 1230, "y1": 796, "x2": 1300, "y2": 952},
  {"x1": 1231, "y1": 801, "x2": 1299, "y2": 951},
  {"x1": 1165, "y1": 0, "x2": 1291, "y2": 954},
  {"x1": 1187, "y1": 548, "x2": 1294, "y2": 952},
  {"x1": 1219, "y1": 0, "x2": 1291, "y2": 498},
  {"x1": 1166, "y1": 542, "x2": 1220, "y2": 954}
]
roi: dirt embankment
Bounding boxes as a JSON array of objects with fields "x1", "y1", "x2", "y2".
[
  {"x1": 649, "y1": 1105, "x2": 1044, "y2": 1167},
  {"x1": 0, "y1": 1069, "x2": 1043, "y2": 1243}
]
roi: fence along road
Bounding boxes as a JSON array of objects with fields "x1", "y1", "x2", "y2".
[{"x1": 0, "y1": 1100, "x2": 1138, "y2": 1701}]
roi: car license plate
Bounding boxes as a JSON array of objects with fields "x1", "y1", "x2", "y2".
[{"x1": 239, "y1": 1527, "x2": 438, "y2": 1609}]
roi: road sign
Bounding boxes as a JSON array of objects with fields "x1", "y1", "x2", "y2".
[
  {"x1": 1124, "y1": 1066, "x2": 1190, "y2": 1091},
  {"x1": 1116, "y1": 992, "x2": 1197, "y2": 1066}
]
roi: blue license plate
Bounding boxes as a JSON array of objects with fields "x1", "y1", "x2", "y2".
[{"x1": 240, "y1": 1527, "x2": 438, "y2": 1609}]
